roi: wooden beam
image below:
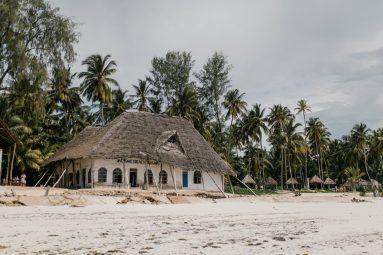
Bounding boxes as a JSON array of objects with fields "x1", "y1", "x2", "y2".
[
  {"x1": 9, "y1": 143, "x2": 16, "y2": 185},
  {"x1": 206, "y1": 172, "x2": 227, "y2": 198},
  {"x1": 53, "y1": 169, "x2": 66, "y2": 188},
  {"x1": 0, "y1": 148, "x2": 3, "y2": 185},
  {"x1": 145, "y1": 161, "x2": 149, "y2": 190},
  {"x1": 34, "y1": 169, "x2": 49, "y2": 187},
  {"x1": 233, "y1": 176, "x2": 257, "y2": 196},
  {"x1": 5, "y1": 146, "x2": 11, "y2": 184},
  {"x1": 170, "y1": 165, "x2": 178, "y2": 194}
]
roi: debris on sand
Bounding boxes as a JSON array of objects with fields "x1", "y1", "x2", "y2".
[
  {"x1": 273, "y1": 236, "x2": 286, "y2": 241},
  {"x1": 351, "y1": 197, "x2": 366, "y2": 203},
  {"x1": 0, "y1": 200, "x2": 26, "y2": 207}
]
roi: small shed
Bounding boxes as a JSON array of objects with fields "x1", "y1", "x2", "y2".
[
  {"x1": 286, "y1": 177, "x2": 298, "y2": 189},
  {"x1": 323, "y1": 177, "x2": 336, "y2": 189},
  {"x1": 265, "y1": 176, "x2": 278, "y2": 187},
  {"x1": 242, "y1": 174, "x2": 256, "y2": 187},
  {"x1": 310, "y1": 175, "x2": 324, "y2": 189}
]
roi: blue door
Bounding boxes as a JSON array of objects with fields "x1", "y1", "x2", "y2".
[{"x1": 182, "y1": 172, "x2": 188, "y2": 187}]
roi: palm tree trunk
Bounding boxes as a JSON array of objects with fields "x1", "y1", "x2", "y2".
[
  {"x1": 288, "y1": 156, "x2": 294, "y2": 190},
  {"x1": 284, "y1": 149, "x2": 287, "y2": 189},
  {"x1": 260, "y1": 141, "x2": 265, "y2": 190},
  {"x1": 303, "y1": 113, "x2": 308, "y2": 189},
  {"x1": 364, "y1": 154, "x2": 372, "y2": 181},
  {"x1": 280, "y1": 150, "x2": 283, "y2": 190}
]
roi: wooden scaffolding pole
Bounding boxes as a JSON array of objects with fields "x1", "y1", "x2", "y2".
[
  {"x1": 9, "y1": 143, "x2": 16, "y2": 185},
  {"x1": 206, "y1": 172, "x2": 227, "y2": 198},
  {"x1": 233, "y1": 176, "x2": 257, "y2": 196}
]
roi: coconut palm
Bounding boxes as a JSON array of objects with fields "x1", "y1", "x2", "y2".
[
  {"x1": 132, "y1": 79, "x2": 153, "y2": 112},
  {"x1": 350, "y1": 123, "x2": 372, "y2": 181},
  {"x1": 295, "y1": 99, "x2": 311, "y2": 188},
  {"x1": 223, "y1": 89, "x2": 247, "y2": 129},
  {"x1": 103, "y1": 89, "x2": 131, "y2": 122},
  {"x1": 78, "y1": 54, "x2": 119, "y2": 124},
  {"x1": 166, "y1": 85, "x2": 200, "y2": 124},
  {"x1": 344, "y1": 166, "x2": 365, "y2": 192},
  {"x1": 268, "y1": 104, "x2": 293, "y2": 189}
]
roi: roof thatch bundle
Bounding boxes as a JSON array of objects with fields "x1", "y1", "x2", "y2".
[
  {"x1": 342, "y1": 180, "x2": 352, "y2": 187},
  {"x1": 44, "y1": 112, "x2": 235, "y2": 176},
  {"x1": 357, "y1": 179, "x2": 370, "y2": 186},
  {"x1": 324, "y1": 177, "x2": 336, "y2": 185},
  {"x1": 242, "y1": 174, "x2": 256, "y2": 185},
  {"x1": 265, "y1": 176, "x2": 278, "y2": 186},
  {"x1": 310, "y1": 175, "x2": 323, "y2": 184},
  {"x1": 286, "y1": 177, "x2": 298, "y2": 185}
]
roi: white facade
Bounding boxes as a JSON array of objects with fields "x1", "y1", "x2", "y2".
[{"x1": 54, "y1": 158, "x2": 224, "y2": 192}]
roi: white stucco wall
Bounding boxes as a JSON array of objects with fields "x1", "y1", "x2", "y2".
[{"x1": 55, "y1": 158, "x2": 224, "y2": 191}]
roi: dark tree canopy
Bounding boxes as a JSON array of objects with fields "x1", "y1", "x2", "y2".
[{"x1": 0, "y1": 0, "x2": 78, "y2": 88}]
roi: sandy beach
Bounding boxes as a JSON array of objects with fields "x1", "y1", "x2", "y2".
[{"x1": 0, "y1": 188, "x2": 382, "y2": 254}]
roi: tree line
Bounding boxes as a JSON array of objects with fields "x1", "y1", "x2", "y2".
[{"x1": 0, "y1": 0, "x2": 382, "y2": 187}]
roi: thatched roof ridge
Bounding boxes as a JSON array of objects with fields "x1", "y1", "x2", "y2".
[
  {"x1": 265, "y1": 176, "x2": 278, "y2": 186},
  {"x1": 44, "y1": 112, "x2": 235, "y2": 176},
  {"x1": 286, "y1": 177, "x2": 298, "y2": 185},
  {"x1": 310, "y1": 175, "x2": 323, "y2": 184},
  {"x1": 324, "y1": 177, "x2": 336, "y2": 185},
  {"x1": 357, "y1": 179, "x2": 370, "y2": 186},
  {"x1": 242, "y1": 174, "x2": 255, "y2": 184}
]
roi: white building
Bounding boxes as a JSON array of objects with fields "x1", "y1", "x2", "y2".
[{"x1": 44, "y1": 112, "x2": 235, "y2": 192}]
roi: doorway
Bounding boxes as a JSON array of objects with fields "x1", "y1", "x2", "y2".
[
  {"x1": 129, "y1": 169, "x2": 137, "y2": 187},
  {"x1": 182, "y1": 171, "x2": 188, "y2": 188}
]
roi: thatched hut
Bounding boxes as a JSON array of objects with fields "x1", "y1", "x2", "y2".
[
  {"x1": 0, "y1": 119, "x2": 18, "y2": 185},
  {"x1": 310, "y1": 175, "x2": 323, "y2": 189},
  {"x1": 357, "y1": 179, "x2": 370, "y2": 188},
  {"x1": 264, "y1": 176, "x2": 278, "y2": 189},
  {"x1": 286, "y1": 177, "x2": 298, "y2": 189},
  {"x1": 43, "y1": 112, "x2": 236, "y2": 191},
  {"x1": 323, "y1": 177, "x2": 336, "y2": 189},
  {"x1": 370, "y1": 179, "x2": 381, "y2": 189},
  {"x1": 242, "y1": 174, "x2": 256, "y2": 187}
]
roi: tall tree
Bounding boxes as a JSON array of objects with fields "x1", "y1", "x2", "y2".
[
  {"x1": 149, "y1": 51, "x2": 194, "y2": 109},
  {"x1": 78, "y1": 54, "x2": 119, "y2": 124},
  {"x1": 166, "y1": 85, "x2": 200, "y2": 124},
  {"x1": 132, "y1": 79, "x2": 152, "y2": 112},
  {"x1": 0, "y1": 0, "x2": 77, "y2": 88},
  {"x1": 223, "y1": 89, "x2": 247, "y2": 129},
  {"x1": 350, "y1": 123, "x2": 372, "y2": 181},
  {"x1": 196, "y1": 52, "x2": 231, "y2": 130},
  {"x1": 295, "y1": 99, "x2": 311, "y2": 188}
]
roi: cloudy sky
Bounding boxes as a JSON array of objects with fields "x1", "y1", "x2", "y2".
[{"x1": 53, "y1": 0, "x2": 383, "y2": 138}]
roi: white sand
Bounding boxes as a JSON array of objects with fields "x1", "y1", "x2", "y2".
[{"x1": 0, "y1": 195, "x2": 382, "y2": 254}]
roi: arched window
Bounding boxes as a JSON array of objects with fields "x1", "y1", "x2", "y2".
[
  {"x1": 144, "y1": 169, "x2": 154, "y2": 184},
  {"x1": 113, "y1": 168, "x2": 123, "y2": 183},
  {"x1": 159, "y1": 170, "x2": 167, "y2": 184},
  {"x1": 98, "y1": 168, "x2": 107, "y2": 183},
  {"x1": 88, "y1": 169, "x2": 92, "y2": 183},
  {"x1": 194, "y1": 171, "x2": 202, "y2": 184}
]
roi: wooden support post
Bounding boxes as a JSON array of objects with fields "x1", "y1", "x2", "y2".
[
  {"x1": 234, "y1": 176, "x2": 257, "y2": 196},
  {"x1": 44, "y1": 172, "x2": 54, "y2": 187},
  {"x1": 170, "y1": 165, "x2": 178, "y2": 194},
  {"x1": 34, "y1": 169, "x2": 49, "y2": 187},
  {"x1": 228, "y1": 175, "x2": 235, "y2": 194},
  {"x1": 5, "y1": 147, "x2": 11, "y2": 184},
  {"x1": 206, "y1": 172, "x2": 227, "y2": 198},
  {"x1": 9, "y1": 143, "x2": 16, "y2": 185},
  {"x1": 149, "y1": 163, "x2": 160, "y2": 195},
  {"x1": 145, "y1": 161, "x2": 149, "y2": 190},
  {"x1": 91, "y1": 158, "x2": 95, "y2": 188},
  {"x1": 53, "y1": 169, "x2": 66, "y2": 188},
  {"x1": 0, "y1": 148, "x2": 3, "y2": 185}
]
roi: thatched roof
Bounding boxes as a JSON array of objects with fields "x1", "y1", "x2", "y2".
[
  {"x1": 324, "y1": 177, "x2": 336, "y2": 185},
  {"x1": 242, "y1": 174, "x2": 255, "y2": 184},
  {"x1": 286, "y1": 177, "x2": 298, "y2": 185},
  {"x1": 371, "y1": 179, "x2": 381, "y2": 188},
  {"x1": 310, "y1": 175, "x2": 323, "y2": 184},
  {"x1": 358, "y1": 179, "x2": 370, "y2": 186},
  {"x1": 265, "y1": 176, "x2": 278, "y2": 186},
  {"x1": 44, "y1": 112, "x2": 235, "y2": 176},
  {"x1": 0, "y1": 119, "x2": 18, "y2": 149}
]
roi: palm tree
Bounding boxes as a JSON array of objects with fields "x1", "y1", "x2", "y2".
[
  {"x1": 243, "y1": 104, "x2": 268, "y2": 183},
  {"x1": 166, "y1": 85, "x2": 200, "y2": 124},
  {"x1": 223, "y1": 89, "x2": 247, "y2": 129},
  {"x1": 306, "y1": 118, "x2": 331, "y2": 186},
  {"x1": 78, "y1": 54, "x2": 119, "y2": 124},
  {"x1": 295, "y1": 99, "x2": 311, "y2": 188},
  {"x1": 268, "y1": 104, "x2": 293, "y2": 189},
  {"x1": 344, "y1": 166, "x2": 365, "y2": 192},
  {"x1": 350, "y1": 123, "x2": 372, "y2": 182},
  {"x1": 132, "y1": 79, "x2": 152, "y2": 112},
  {"x1": 103, "y1": 89, "x2": 131, "y2": 122}
]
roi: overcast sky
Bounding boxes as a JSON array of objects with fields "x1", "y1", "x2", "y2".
[{"x1": 52, "y1": 0, "x2": 383, "y2": 138}]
